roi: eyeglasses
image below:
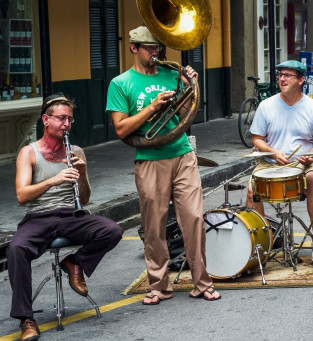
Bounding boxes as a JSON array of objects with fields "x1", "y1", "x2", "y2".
[
  {"x1": 139, "y1": 44, "x2": 163, "y2": 52},
  {"x1": 277, "y1": 72, "x2": 299, "y2": 79},
  {"x1": 48, "y1": 115, "x2": 75, "y2": 123}
]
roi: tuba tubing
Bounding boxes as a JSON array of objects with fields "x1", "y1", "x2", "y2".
[{"x1": 122, "y1": 57, "x2": 200, "y2": 149}]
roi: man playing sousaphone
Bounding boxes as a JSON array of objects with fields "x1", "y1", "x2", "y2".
[
  {"x1": 246, "y1": 60, "x2": 313, "y2": 225},
  {"x1": 106, "y1": 26, "x2": 221, "y2": 305},
  {"x1": 6, "y1": 93, "x2": 122, "y2": 341}
]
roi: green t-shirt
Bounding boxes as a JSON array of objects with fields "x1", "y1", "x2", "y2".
[{"x1": 106, "y1": 67, "x2": 193, "y2": 161}]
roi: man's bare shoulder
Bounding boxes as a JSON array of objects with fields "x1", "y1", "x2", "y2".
[{"x1": 17, "y1": 144, "x2": 35, "y2": 163}]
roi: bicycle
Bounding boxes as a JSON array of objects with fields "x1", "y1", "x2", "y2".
[{"x1": 238, "y1": 77, "x2": 274, "y2": 148}]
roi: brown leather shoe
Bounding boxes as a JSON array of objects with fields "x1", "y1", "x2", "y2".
[
  {"x1": 60, "y1": 255, "x2": 88, "y2": 296},
  {"x1": 20, "y1": 319, "x2": 40, "y2": 341}
]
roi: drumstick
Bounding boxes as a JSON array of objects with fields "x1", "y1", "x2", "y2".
[
  {"x1": 279, "y1": 161, "x2": 299, "y2": 169},
  {"x1": 287, "y1": 144, "x2": 302, "y2": 160}
]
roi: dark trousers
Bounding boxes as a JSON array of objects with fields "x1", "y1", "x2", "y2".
[{"x1": 6, "y1": 208, "x2": 123, "y2": 319}]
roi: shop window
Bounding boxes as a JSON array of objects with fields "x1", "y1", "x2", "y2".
[{"x1": 0, "y1": 0, "x2": 41, "y2": 101}]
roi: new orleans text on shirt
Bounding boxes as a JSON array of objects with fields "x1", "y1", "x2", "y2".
[{"x1": 137, "y1": 84, "x2": 167, "y2": 111}]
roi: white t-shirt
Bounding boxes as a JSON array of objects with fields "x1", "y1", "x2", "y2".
[{"x1": 250, "y1": 93, "x2": 313, "y2": 162}]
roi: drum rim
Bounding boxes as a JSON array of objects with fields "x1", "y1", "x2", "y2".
[{"x1": 253, "y1": 167, "x2": 303, "y2": 179}]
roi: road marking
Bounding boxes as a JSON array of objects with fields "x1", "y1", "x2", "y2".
[
  {"x1": 122, "y1": 236, "x2": 141, "y2": 240},
  {"x1": 0, "y1": 294, "x2": 146, "y2": 341},
  {"x1": 1, "y1": 232, "x2": 311, "y2": 340}
]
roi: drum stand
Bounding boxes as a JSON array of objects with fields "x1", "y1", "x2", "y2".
[
  {"x1": 266, "y1": 202, "x2": 313, "y2": 271},
  {"x1": 170, "y1": 163, "x2": 269, "y2": 285}
]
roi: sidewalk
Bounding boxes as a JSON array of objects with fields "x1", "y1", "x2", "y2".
[{"x1": 0, "y1": 114, "x2": 252, "y2": 236}]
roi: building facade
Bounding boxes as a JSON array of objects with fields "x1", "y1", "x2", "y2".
[
  {"x1": 231, "y1": 0, "x2": 312, "y2": 112},
  {"x1": 0, "y1": 0, "x2": 312, "y2": 160},
  {"x1": 0, "y1": 0, "x2": 232, "y2": 159}
]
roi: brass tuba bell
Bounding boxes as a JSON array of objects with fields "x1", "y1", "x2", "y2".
[
  {"x1": 136, "y1": 0, "x2": 212, "y2": 51},
  {"x1": 123, "y1": 0, "x2": 212, "y2": 149}
]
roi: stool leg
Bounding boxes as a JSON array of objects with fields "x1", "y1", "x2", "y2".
[
  {"x1": 86, "y1": 294, "x2": 102, "y2": 318},
  {"x1": 53, "y1": 249, "x2": 65, "y2": 331}
]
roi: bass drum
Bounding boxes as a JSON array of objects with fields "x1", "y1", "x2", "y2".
[{"x1": 203, "y1": 208, "x2": 273, "y2": 279}]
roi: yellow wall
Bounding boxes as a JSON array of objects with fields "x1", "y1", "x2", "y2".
[
  {"x1": 205, "y1": 0, "x2": 223, "y2": 69},
  {"x1": 48, "y1": 0, "x2": 90, "y2": 82},
  {"x1": 47, "y1": 0, "x2": 229, "y2": 80}
]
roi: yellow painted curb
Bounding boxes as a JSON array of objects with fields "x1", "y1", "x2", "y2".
[{"x1": 0, "y1": 294, "x2": 146, "y2": 341}]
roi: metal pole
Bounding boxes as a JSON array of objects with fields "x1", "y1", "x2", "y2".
[
  {"x1": 181, "y1": 51, "x2": 191, "y2": 135},
  {"x1": 268, "y1": 0, "x2": 276, "y2": 95},
  {"x1": 222, "y1": 0, "x2": 232, "y2": 118},
  {"x1": 38, "y1": 0, "x2": 52, "y2": 100}
]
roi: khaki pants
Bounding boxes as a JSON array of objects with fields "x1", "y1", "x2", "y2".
[{"x1": 135, "y1": 151, "x2": 213, "y2": 298}]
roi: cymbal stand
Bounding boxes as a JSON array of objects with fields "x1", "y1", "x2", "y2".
[
  {"x1": 170, "y1": 254, "x2": 188, "y2": 284},
  {"x1": 203, "y1": 163, "x2": 256, "y2": 199},
  {"x1": 266, "y1": 202, "x2": 313, "y2": 270}
]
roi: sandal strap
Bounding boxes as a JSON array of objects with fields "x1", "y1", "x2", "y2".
[
  {"x1": 206, "y1": 288, "x2": 216, "y2": 295},
  {"x1": 145, "y1": 294, "x2": 158, "y2": 299}
]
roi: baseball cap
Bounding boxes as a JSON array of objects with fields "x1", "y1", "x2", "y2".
[
  {"x1": 41, "y1": 92, "x2": 73, "y2": 115},
  {"x1": 129, "y1": 26, "x2": 160, "y2": 45},
  {"x1": 276, "y1": 60, "x2": 307, "y2": 76}
]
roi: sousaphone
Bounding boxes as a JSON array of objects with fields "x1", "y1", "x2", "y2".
[{"x1": 123, "y1": 0, "x2": 212, "y2": 149}]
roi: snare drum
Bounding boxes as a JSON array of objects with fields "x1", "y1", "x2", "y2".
[
  {"x1": 204, "y1": 208, "x2": 273, "y2": 279},
  {"x1": 252, "y1": 167, "x2": 305, "y2": 203}
]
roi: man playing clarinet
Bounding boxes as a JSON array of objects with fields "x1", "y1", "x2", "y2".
[{"x1": 6, "y1": 92, "x2": 122, "y2": 341}]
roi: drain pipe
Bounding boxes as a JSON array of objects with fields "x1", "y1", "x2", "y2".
[
  {"x1": 38, "y1": 0, "x2": 52, "y2": 99},
  {"x1": 37, "y1": 0, "x2": 52, "y2": 137}
]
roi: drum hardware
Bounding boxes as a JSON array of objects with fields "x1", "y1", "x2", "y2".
[
  {"x1": 169, "y1": 253, "x2": 188, "y2": 284},
  {"x1": 203, "y1": 163, "x2": 255, "y2": 200},
  {"x1": 252, "y1": 166, "x2": 312, "y2": 269},
  {"x1": 226, "y1": 183, "x2": 246, "y2": 191},
  {"x1": 204, "y1": 208, "x2": 272, "y2": 285},
  {"x1": 172, "y1": 164, "x2": 267, "y2": 285},
  {"x1": 248, "y1": 254, "x2": 258, "y2": 261},
  {"x1": 252, "y1": 167, "x2": 306, "y2": 203},
  {"x1": 255, "y1": 244, "x2": 267, "y2": 285},
  {"x1": 265, "y1": 202, "x2": 313, "y2": 270}
]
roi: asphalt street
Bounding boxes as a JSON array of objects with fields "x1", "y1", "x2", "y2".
[
  {"x1": 1, "y1": 174, "x2": 313, "y2": 341},
  {"x1": 1, "y1": 116, "x2": 313, "y2": 340}
]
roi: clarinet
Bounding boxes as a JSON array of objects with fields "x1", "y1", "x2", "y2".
[{"x1": 63, "y1": 131, "x2": 90, "y2": 218}]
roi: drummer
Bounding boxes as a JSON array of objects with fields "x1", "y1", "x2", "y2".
[{"x1": 246, "y1": 60, "x2": 313, "y2": 223}]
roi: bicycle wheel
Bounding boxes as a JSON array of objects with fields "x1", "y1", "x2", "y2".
[{"x1": 238, "y1": 98, "x2": 257, "y2": 148}]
